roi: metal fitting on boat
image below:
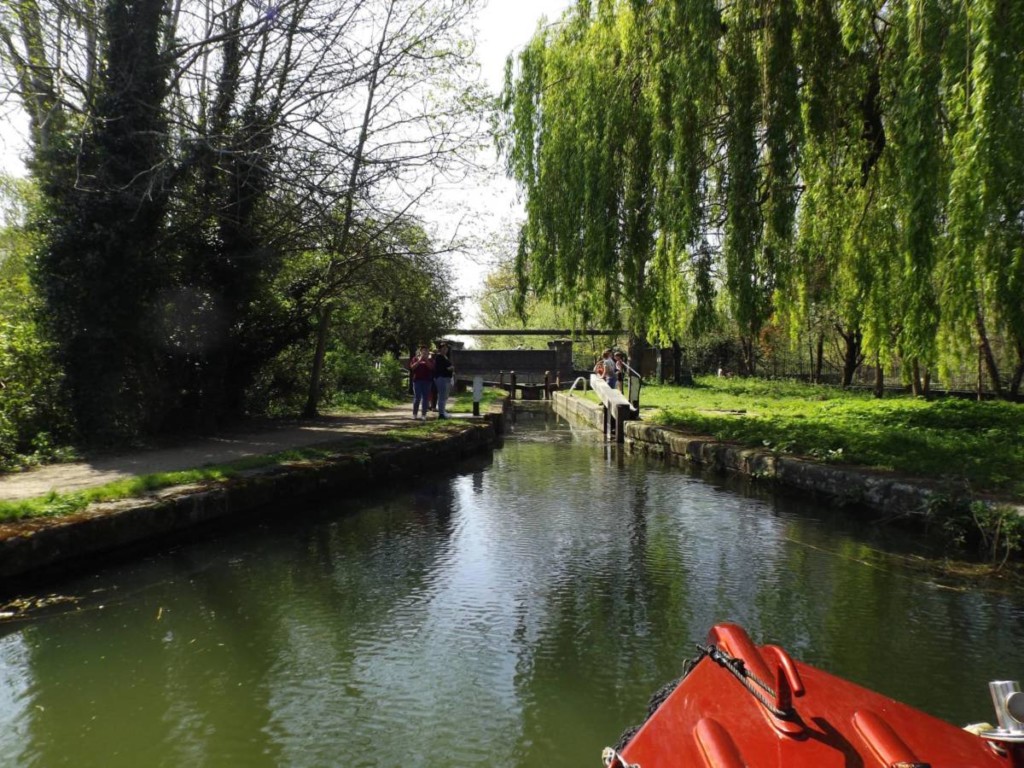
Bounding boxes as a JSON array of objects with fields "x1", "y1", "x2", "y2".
[
  {"x1": 986, "y1": 680, "x2": 1024, "y2": 741},
  {"x1": 601, "y1": 746, "x2": 640, "y2": 768}
]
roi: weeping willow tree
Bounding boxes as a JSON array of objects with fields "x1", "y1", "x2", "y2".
[
  {"x1": 648, "y1": 0, "x2": 720, "y2": 344},
  {"x1": 719, "y1": 0, "x2": 802, "y2": 373},
  {"x1": 500, "y1": 0, "x2": 1024, "y2": 391},
  {"x1": 499, "y1": 0, "x2": 657, "y2": 358},
  {"x1": 784, "y1": 0, "x2": 903, "y2": 388},
  {"x1": 945, "y1": 0, "x2": 1024, "y2": 396},
  {"x1": 891, "y1": 0, "x2": 945, "y2": 391}
]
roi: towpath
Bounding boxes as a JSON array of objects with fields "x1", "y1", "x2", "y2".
[{"x1": 0, "y1": 407, "x2": 444, "y2": 502}]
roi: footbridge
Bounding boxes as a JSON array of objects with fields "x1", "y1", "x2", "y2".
[
  {"x1": 439, "y1": 330, "x2": 644, "y2": 426},
  {"x1": 443, "y1": 328, "x2": 628, "y2": 401}
]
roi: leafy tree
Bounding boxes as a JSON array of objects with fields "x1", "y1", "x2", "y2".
[
  {"x1": 786, "y1": 0, "x2": 902, "y2": 388},
  {"x1": 945, "y1": 0, "x2": 1024, "y2": 396},
  {"x1": 720, "y1": 0, "x2": 763, "y2": 374},
  {"x1": 891, "y1": 0, "x2": 944, "y2": 384},
  {"x1": 360, "y1": 254, "x2": 462, "y2": 361},
  {"x1": 251, "y1": 220, "x2": 460, "y2": 412},
  {"x1": 0, "y1": 175, "x2": 69, "y2": 464},
  {"x1": 499, "y1": 2, "x2": 658, "y2": 361},
  {"x1": 475, "y1": 259, "x2": 579, "y2": 351},
  {"x1": 500, "y1": 0, "x2": 801, "y2": 372}
]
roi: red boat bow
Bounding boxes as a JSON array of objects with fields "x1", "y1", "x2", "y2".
[{"x1": 607, "y1": 623, "x2": 1024, "y2": 768}]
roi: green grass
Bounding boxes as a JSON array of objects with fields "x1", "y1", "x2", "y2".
[
  {"x1": 570, "y1": 389, "x2": 602, "y2": 405},
  {"x1": 0, "y1": 422, "x2": 466, "y2": 524},
  {"x1": 327, "y1": 391, "x2": 403, "y2": 412},
  {"x1": 446, "y1": 388, "x2": 508, "y2": 413},
  {"x1": 640, "y1": 377, "x2": 1024, "y2": 499},
  {"x1": 382, "y1": 420, "x2": 470, "y2": 440},
  {"x1": 0, "y1": 466, "x2": 241, "y2": 523}
]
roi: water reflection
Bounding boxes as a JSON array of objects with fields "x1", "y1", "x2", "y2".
[{"x1": 0, "y1": 415, "x2": 1023, "y2": 767}]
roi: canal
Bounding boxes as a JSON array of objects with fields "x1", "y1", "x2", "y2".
[{"x1": 1, "y1": 411, "x2": 1023, "y2": 767}]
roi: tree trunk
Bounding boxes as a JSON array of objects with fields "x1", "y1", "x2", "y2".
[
  {"x1": 740, "y1": 336, "x2": 756, "y2": 376},
  {"x1": 910, "y1": 359, "x2": 923, "y2": 397},
  {"x1": 978, "y1": 343, "x2": 985, "y2": 402},
  {"x1": 672, "y1": 341, "x2": 681, "y2": 384},
  {"x1": 302, "y1": 2, "x2": 393, "y2": 416},
  {"x1": 814, "y1": 333, "x2": 824, "y2": 384},
  {"x1": 873, "y1": 352, "x2": 884, "y2": 398},
  {"x1": 302, "y1": 304, "x2": 333, "y2": 418},
  {"x1": 976, "y1": 307, "x2": 1004, "y2": 398},
  {"x1": 1011, "y1": 340, "x2": 1024, "y2": 398},
  {"x1": 859, "y1": 67, "x2": 886, "y2": 186},
  {"x1": 837, "y1": 326, "x2": 862, "y2": 387}
]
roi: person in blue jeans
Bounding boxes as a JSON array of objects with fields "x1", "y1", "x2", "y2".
[
  {"x1": 432, "y1": 343, "x2": 455, "y2": 418},
  {"x1": 597, "y1": 348, "x2": 617, "y2": 389},
  {"x1": 409, "y1": 345, "x2": 434, "y2": 420},
  {"x1": 613, "y1": 351, "x2": 627, "y2": 392}
]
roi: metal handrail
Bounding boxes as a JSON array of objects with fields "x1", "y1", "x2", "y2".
[
  {"x1": 617, "y1": 359, "x2": 643, "y2": 382},
  {"x1": 614, "y1": 361, "x2": 643, "y2": 411}
]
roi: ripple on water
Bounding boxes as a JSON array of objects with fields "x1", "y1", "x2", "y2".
[{"x1": 2, "y1": 426, "x2": 1024, "y2": 766}]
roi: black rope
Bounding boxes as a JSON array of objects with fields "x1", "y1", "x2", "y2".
[
  {"x1": 611, "y1": 675, "x2": 684, "y2": 753},
  {"x1": 696, "y1": 643, "x2": 793, "y2": 719},
  {"x1": 604, "y1": 643, "x2": 795, "y2": 766}
]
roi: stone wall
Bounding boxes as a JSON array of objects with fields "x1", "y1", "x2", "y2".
[
  {"x1": 624, "y1": 422, "x2": 940, "y2": 518},
  {"x1": 552, "y1": 391, "x2": 606, "y2": 433}
]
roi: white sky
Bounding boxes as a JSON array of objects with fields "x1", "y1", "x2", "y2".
[
  {"x1": 0, "y1": 0, "x2": 575, "y2": 326},
  {"x1": 448, "y1": 0, "x2": 574, "y2": 326}
]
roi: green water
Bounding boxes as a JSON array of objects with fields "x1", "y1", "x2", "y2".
[{"x1": 1, "y1": 413, "x2": 1022, "y2": 767}]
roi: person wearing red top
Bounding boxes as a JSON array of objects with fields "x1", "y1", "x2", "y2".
[{"x1": 409, "y1": 345, "x2": 434, "y2": 420}]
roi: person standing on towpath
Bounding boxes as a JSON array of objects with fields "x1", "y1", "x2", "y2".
[
  {"x1": 432, "y1": 343, "x2": 455, "y2": 419},
  {"x1": 409, "y1": 345, "x2": 434, "y2": 420}
]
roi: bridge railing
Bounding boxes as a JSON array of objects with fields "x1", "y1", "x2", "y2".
[{"x1": 457, "y1": 370, "x2": 557, "y2": 400}]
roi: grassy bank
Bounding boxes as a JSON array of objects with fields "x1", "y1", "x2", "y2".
[
  {"x1": 634, "y1": 378, "x2": 1023, "y2": 501},
  {"x1": 446, "y1": 388, "x2": 508, "y2": 414}
]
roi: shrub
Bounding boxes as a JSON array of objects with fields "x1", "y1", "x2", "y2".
[{"x1": 1, "y1": 234, "x2": 73, "y2": 468}]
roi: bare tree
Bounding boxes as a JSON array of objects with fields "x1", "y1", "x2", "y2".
[
  {"x1": 1, "y1": 0, "x2": 488, "y2": 431},
  {"x1": 298, "y1": 0, "x2": 488, "y2": 416}
]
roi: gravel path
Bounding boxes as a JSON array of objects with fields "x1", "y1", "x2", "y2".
[{"x1": 0, "y1": 407, "x2": 436, "y2": 502}]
